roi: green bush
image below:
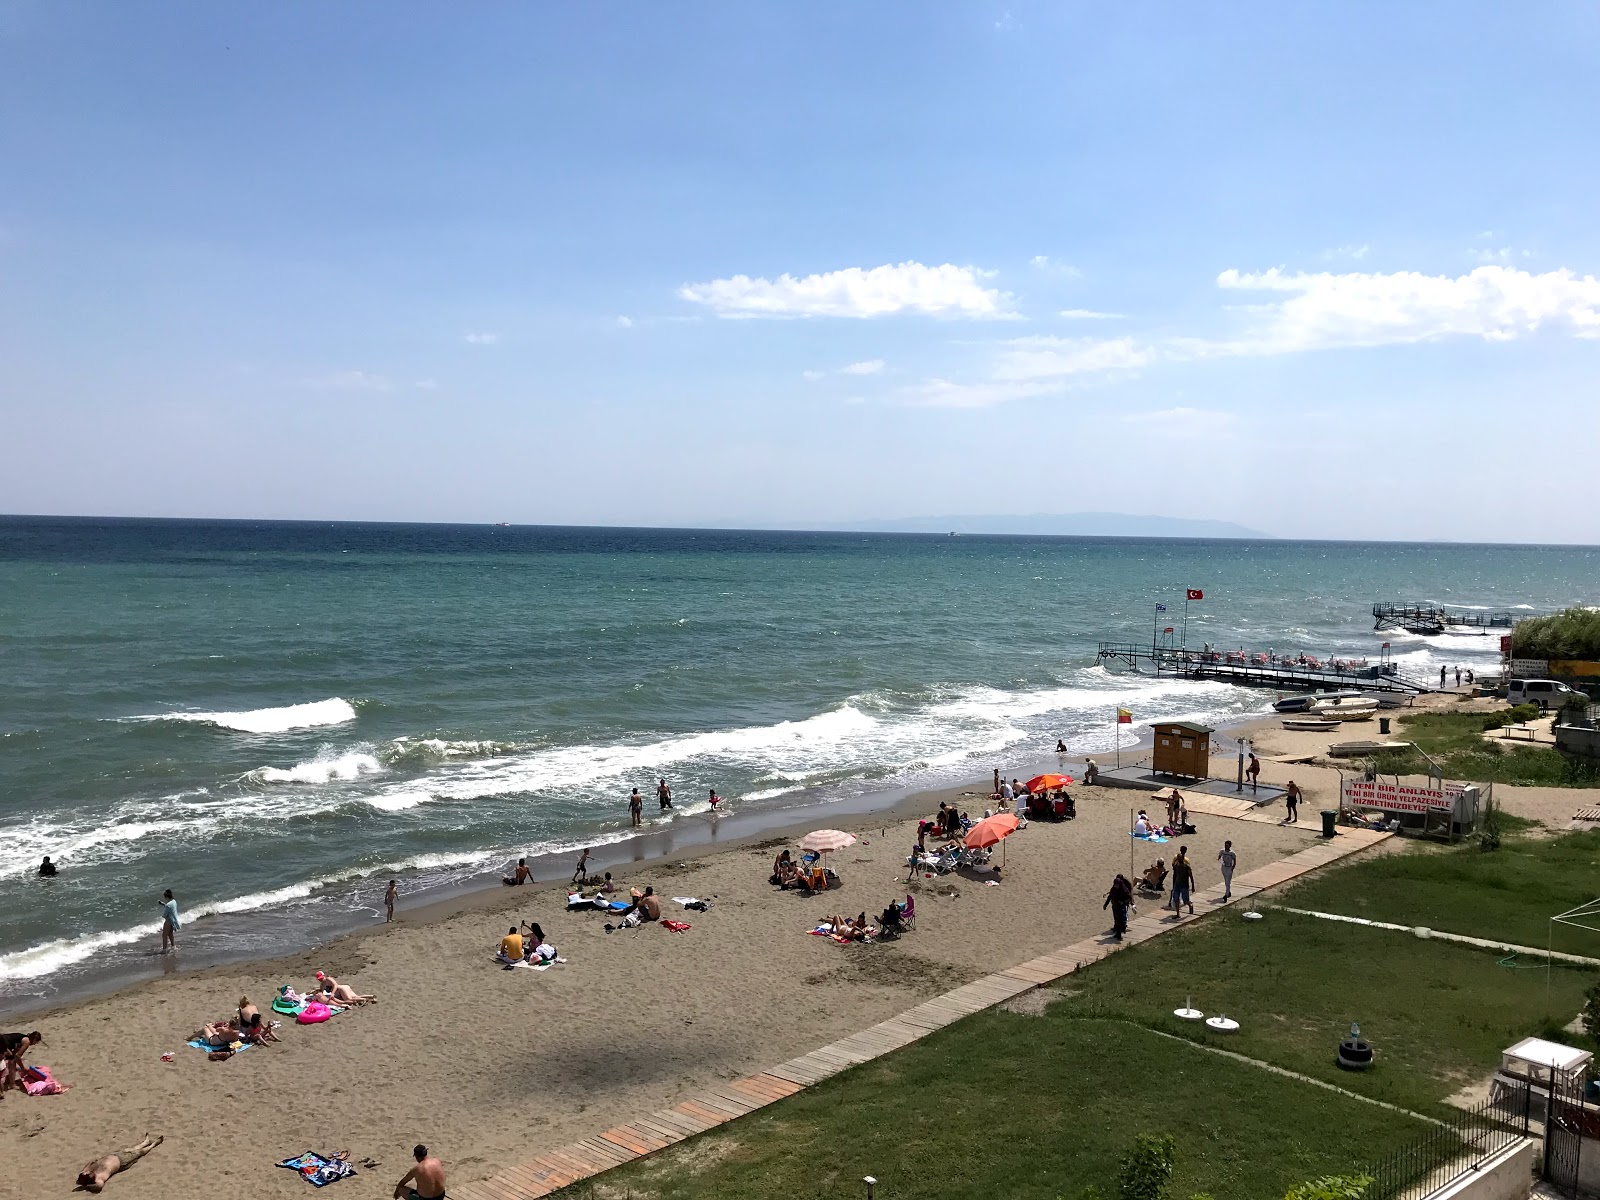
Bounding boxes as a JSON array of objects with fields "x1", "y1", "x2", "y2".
[
  {"x1": 1118, "y1": 1135, "x2": 1176, "y2": 1200},
  {"x1": 1283, "y1": 1175, "x2": 1372, "y2": 1200},
  {"x1": 1511, "y1": 608, "x2": 1600, "y2": 662},
  {"x1": 1582, "y1": 981, "x2": 1600, "y2": 1049}
]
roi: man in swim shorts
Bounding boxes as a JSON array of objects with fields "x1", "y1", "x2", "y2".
[
  {"x1": 394, "y1": 1144, "x2": 445, "y2": 1200},
  {"x1": 1, "y1": 1029, "x2": 43, "y2": 1093},
  {"x1": 76, "y1": 1134, "x2": 163, "y2": 1193}
]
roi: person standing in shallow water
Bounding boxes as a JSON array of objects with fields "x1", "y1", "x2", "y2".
[
  {"x1": 159, "y1": 889, "x2": 179, "y2": 953},
  {"x1": 628, "y1": 788, "x2": 643, "y2": 826},
  {"x1": 657, "y1": 777, "x2": 673, "y2": 810}
]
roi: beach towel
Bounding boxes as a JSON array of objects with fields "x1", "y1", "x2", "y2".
[
  {"x1": 661, "y1": 919, "x2": 692, "y2": 932},
  {"x1": 20, "y1": 1064, "x2": 67, "y2": 1096},
  {"x1": 188, "y1": 1038, "x2": 251, "y2": 1055},
  {"x1": 673, "y1": 896, "x2": 710, "y2": 911},
  {"x1": 1133, "y1": 832, "x2": 1169, "y2": 843},
  {"x1": 277, "y1": 1152, "x2": 357, "y2": 1187}
]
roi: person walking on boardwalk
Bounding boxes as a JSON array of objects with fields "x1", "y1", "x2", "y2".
[
  {"x1": 1169, "y1": 847, "x2": 1196, "y2": 915},
  {"x1": 1283, "y1": 780, "x2": 1301, "y2": 824},
  {"x1": 1103, "y1": 873, "x2": 1134, "y2": 941},
  {"x1": 1217, "y1": 839, "x2": 1237, "y2": 901},
  {"x1": 628, "y1": 788, "x2": 643, "y2": 826},
  {"x1": 1246, "y1": 752, "x2": 1260, "y2": 793}
]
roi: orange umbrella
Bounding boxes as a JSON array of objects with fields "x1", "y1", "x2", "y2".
[
  {"x1": 1025, "y1": 773, "x2": 1074, "y2": 793},
  {"x1": 964, "y1": 812, "x2": 1020, "y2": 869}
]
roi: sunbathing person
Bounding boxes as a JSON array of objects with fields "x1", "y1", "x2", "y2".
[
  {"x1": 190, "y1": 1021, "x2": 237, "y2": 1049},
  {"x1": 237, "y1": 995, "x2": 260, "y2": 1029},
  {"x1": 1141, "y1": 858, "x2": 1168, "y2": 891},
  {"x1": 76, "y1": 1134, "x2": 163, "y2": 1193},
  {"x1": 771, "y1": 850, "x2": 797, "y2": 886},
  {"x1": 314, "y1": 972, "x2": 377, "y2": 1005}
]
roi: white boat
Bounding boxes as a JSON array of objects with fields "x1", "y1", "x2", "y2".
[
  {"x1": 1282, "y1": 717, "x2": 1341, "y2": 731},
  {"x1": 1311, "y1": 695, "x2": 1379, "y2": 720}
]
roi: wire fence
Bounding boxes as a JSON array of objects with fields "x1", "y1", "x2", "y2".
[{"x1": 1364, "y1": 1091, "x2": 1530, "y2": 1200}]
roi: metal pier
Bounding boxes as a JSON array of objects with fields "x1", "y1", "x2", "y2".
[
  {"x1": 1097, "y1": 642, "x2": 1431, "y2": 695},
  {"x1": 1372, "y1": 603, "x2": 1517, "y2": 632}
]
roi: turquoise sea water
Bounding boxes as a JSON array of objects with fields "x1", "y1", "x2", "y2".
[{"x1": 1, "y1": 516, "x2": 1594, "y2": 1012}]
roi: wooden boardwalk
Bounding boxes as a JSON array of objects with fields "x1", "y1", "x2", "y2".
[{"x1": 450, "y1": 827, "x2": 1391, "y2": 1200}]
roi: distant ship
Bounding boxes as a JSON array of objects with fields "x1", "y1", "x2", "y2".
[{"x1": 493, "y1": 522, "x2": 511, "y2": 527}]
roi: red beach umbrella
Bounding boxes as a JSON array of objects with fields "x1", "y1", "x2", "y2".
[
  {"x1": 1025, "y1": 773, "x2": 1074, "y2": 793},
  {"x1": 964, "y1": 812, "x2": 1021, "y2": 870}
]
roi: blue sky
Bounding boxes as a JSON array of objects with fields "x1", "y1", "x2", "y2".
[{"x1": 3, "y1": 2, "x2": 1599, "y2": 541}]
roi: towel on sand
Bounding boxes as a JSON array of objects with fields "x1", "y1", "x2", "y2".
[{"x1": 277, "y1": 1152, "x2": 356, "y2": 1187}]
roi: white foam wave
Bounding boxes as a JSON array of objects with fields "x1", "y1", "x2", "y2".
[
  {"x1": 365, "y1": 792, "x2": 428, "y2": 812},
  {"x1": 0, "y1": 817, "x2": 215, "y2": 880},
  {"x1": 129, "y1": 697, "x2": 358, "y2": 734},
  {"x1": 256, "y1": 750, "x2": 383, "y2": 784},
  {"x1": 0, "y1": 923, "x2": 158, "y2": 981}
]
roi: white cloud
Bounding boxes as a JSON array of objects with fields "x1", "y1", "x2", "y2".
[
  {"x1": 305, "y1": 370, "x2": 392, "y2": 392},
  {"x1": 992, "y1": 335, "x2": 1154, "y2": 381},
  {"x1": 463, "y1": 331, "x2": 499, "y2": 345},
  {"x1": 1029, "y1": 255, "x2": 1083, "y2": 278},
  {"x1": 414, "y1": 378, "x2": 438, "y2": 390},
  {"x1": 1123, "y1": 406, "x2": 1240, "y2": 436},
  {"x1": 680, "y1": 261, "x2": 1009, "y2": 319},
  {"x1": 840, "y1": 358, "x2": 886, "y2": 375},
  {"x1": 896, "y1": 378, "x2": 1056, "y2": 409},
  {"x1": 615, "y1": 315, "x2": 634, "y2": 329},
  {"x1": 1214, "y1": 265, "x2": 1600, "y2": 352},
  {"x1": 1059, "y1": 308, "x2": 1125, "y2": 320},
  {"x1": 801, "y1": 369, "x2": 827, "y2": 382},
  {"x1": 995, "y1": 10, "x2": 1019, "y2": 32}
]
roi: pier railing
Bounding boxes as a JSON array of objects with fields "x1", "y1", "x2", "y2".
[
  {"x1": 1373, "y1": 603, "x2": 1517, "y2": 629},
  {"x1": 1097, "y1": 642, "x2": 1429, "y2": 694}
]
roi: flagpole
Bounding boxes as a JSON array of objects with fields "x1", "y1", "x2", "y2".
[{"x1": 1152, "y1": 604, "x2": 1159, "y2": 656}]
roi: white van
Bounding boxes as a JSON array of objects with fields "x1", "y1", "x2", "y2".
[{"x1": 1508, "y1": 679, "x2": 1579, "y2": 710}]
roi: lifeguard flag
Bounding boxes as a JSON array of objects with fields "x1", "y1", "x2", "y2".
[
  {"x1": 1116, "y1": 707, "x2": 1133, "y2": 724},
  {"x1": 1187, "y1": 589, "x2": 1204, "y2": 601}
]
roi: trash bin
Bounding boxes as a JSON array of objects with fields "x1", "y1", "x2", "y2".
[
  {"x1": 1378, "y1": 716, "x2": 1391, "y2": 735},
  {"x1": 1320, "y1": 809, "x2": 1337, "y2": 839}
]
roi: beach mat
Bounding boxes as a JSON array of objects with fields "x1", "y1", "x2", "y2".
[{"x1": 277, "y1": 1152, "x2": 356, "y2": 1187}]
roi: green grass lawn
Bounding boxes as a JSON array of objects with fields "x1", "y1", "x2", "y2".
[
  {"x1": 1284, "y1": 828, "x2": 1600, "y2": 958},
  {"x1": 551, "y1": 834, "x2": 1600, "y2": 1200},
  {"x1": 1371, "y1": 710, "x2": 1600, "y2": 787},
  {"x1": 1049, "y1": 909, "x2": 1596, "y2": 1114},
  {"x1": 559, "y1": 1017, "x2": 1431, "y2": 1200}
]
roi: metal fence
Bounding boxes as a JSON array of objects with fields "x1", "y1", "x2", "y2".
[{"x1": 1364, "y1": 1092, "x2": 1530, "y2": 1200}]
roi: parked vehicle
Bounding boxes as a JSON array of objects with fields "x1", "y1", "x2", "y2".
[{"x1": 1507, "y1": 679, "x2": 1579, "y2": 710}]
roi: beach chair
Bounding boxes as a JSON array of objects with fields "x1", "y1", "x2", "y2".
[{"x1": 902, "y1": 893, "x2": 917, "y2": 930}]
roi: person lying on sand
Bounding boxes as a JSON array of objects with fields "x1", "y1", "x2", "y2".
[
  {"x1": 190, "y1": 1022, "x2": 237, "y2": 1049},
  {"x1": 313, "y1": 972, "x2": 377, "y2": 1005},
  {"x1": 76, "y1": 1134, "x2": 162, "y2": 1193}
]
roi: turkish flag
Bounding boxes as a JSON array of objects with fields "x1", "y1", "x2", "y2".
[
  {"x1": 1187, "y1": 589, "x2": 1204, "y2": 601},
  {"x1": 1163, "y1": 627, "x2": 1174, "y2": 634}
]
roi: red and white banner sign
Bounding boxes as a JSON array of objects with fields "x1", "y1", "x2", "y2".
[{"x1": 1341, "y1": 778, "x2": 1463, "y2": 814}]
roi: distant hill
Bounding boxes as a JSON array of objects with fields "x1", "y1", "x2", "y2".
[{"x1": 839, "y1": 512, "x2": 1270, "y2": 538}]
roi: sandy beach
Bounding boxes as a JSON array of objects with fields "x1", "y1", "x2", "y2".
[{"x1": 0, "y1": 772, "x2": 1314, "y2": 1200}]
